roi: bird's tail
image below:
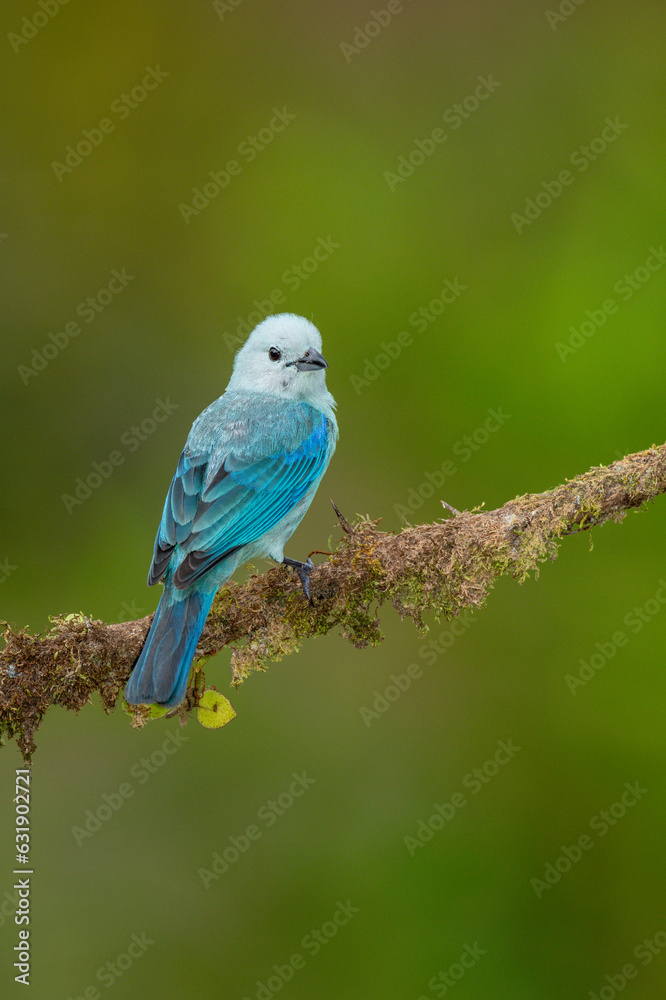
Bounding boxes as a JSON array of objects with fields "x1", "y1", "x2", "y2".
[{"x1": 124, "y1": 588, "x2": 215, "y2": 709}]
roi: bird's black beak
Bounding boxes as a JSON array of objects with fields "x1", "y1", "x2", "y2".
[{"x1": 287, "y1": 348, "x2": 328, "y2": 371}]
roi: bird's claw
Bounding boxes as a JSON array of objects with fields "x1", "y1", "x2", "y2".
[{"x1": 283, "y1": 556, "x2": 315, "y2": 605}]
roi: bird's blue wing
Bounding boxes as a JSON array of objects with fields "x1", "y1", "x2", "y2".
[
  {"x1": 147, "y1": 449, "x2": 208, "y2": 586},
  {"x1": 148, "y1": 401, "x2": 332, "y2": 590}
]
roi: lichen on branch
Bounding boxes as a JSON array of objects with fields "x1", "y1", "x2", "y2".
[{"x1": 2, "y1": 442, "x2": 665, "y2": 761}]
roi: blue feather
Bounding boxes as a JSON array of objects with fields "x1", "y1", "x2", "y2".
[{"x1": 124, "y1": 589, "x2": 215, "y2": 708}]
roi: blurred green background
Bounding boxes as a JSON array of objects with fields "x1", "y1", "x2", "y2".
[{"x1": 2, "y1": 1, "x2": 666, "y2": 996}]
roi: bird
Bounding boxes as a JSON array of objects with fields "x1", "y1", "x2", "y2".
[{"x1": 124, "y1": 313, "x2": 338, "y2": 709}]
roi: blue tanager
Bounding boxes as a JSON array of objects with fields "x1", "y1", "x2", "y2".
[{"x1": 124, "y1": 313, "x2": 337, "y2": 708}]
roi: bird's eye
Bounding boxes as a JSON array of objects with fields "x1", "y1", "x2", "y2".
[{"x1": 268, "y1": 347, "x2": 281, "y2": 362}]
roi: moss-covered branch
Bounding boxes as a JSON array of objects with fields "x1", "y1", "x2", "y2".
[{"x1": 2, "y1": 443, "x2": 666, "y2": 760}]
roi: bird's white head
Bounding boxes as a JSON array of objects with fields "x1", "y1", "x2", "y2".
[{"x1": 227, "y1": 313, "x2": 335, "y2": 414}]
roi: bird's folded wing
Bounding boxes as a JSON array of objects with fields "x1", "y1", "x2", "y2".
[{"x1": 148, "y1": 402, "x2": 331, "y2": 589}]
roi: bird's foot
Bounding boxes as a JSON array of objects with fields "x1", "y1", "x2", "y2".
[{"x1": 283, "y1": 556, "x2": 315, "y2": 605}]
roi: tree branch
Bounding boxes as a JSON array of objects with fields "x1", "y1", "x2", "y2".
[{"x1": 3, "y1": 443, "x2": 666, "y2": 761}]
